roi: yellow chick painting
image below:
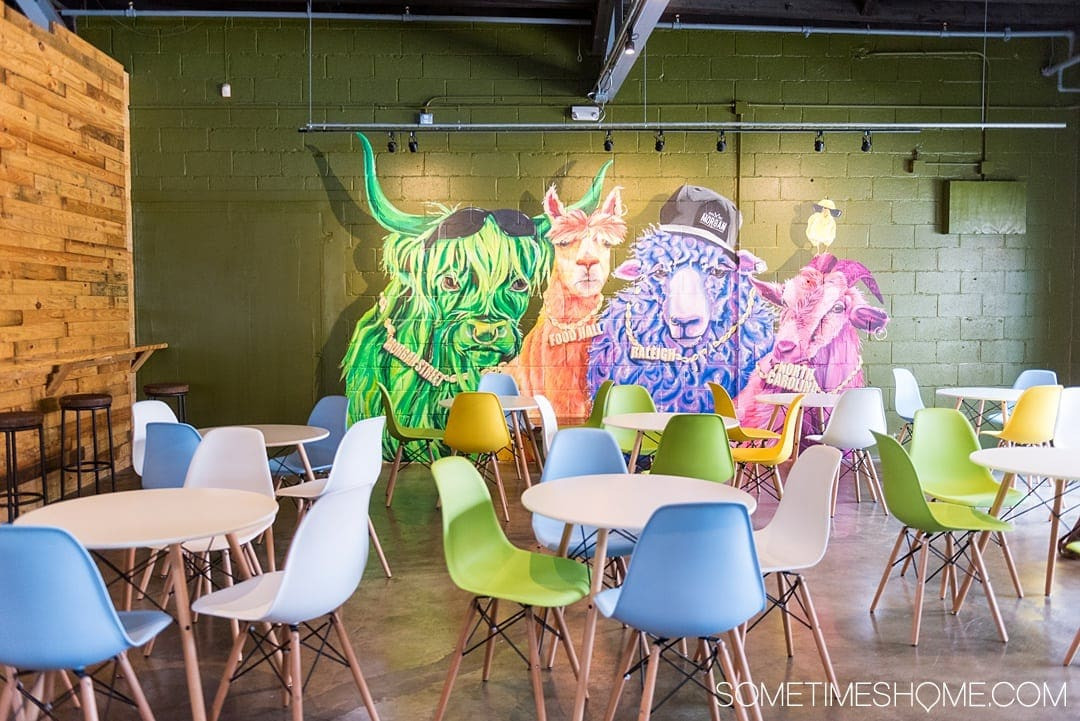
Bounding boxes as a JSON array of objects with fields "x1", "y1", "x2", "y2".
[{"x1": 806, "y1": 198, "x2": 842, "y2": 255}]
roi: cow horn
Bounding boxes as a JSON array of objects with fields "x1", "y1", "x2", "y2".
[
  {"x1": 356, "y1": 132, "x2": 428, "y2": 236},
  {"x1": 533, "y1": 159, "x2": 613, "y2": 239},
  {"x1": 834, "y1": 258, "x2": 884, "y2": 302}
]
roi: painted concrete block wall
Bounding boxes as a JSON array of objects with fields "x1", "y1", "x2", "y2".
[{"x1": 75, "y1": 18, "x2": 1078, "y2": 427}]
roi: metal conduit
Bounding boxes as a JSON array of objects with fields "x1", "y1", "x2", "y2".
[{"x1": 298, "y1": 121, "x2": 1065, "y2": 134}]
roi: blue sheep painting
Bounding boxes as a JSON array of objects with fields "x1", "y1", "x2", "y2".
[{"x1": 586, "y1": 225, "x2": 776, "y2": 412}]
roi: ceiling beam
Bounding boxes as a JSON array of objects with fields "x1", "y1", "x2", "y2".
[
  {"x1": 14, "y1": 0, "x2": 62, "y2": 30},
  {"x1": 591, "y1": 0, "x2": 617, "y2": 55},
  {"x1": 591, "y1": 0, "x2": 671, "y2": 103}
]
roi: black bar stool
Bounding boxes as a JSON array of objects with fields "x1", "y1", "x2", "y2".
[
  {"x1": 0, "y1": 410, "x2": 48, "y2": 522},
  {"x1": 59, "y1": 393, "x2": 116, "y2": 497},
  {"x1": 143, "y1": 382, "x2": 189, "y2": 423}
]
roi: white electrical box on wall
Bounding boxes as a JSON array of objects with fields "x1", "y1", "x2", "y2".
[{"x1": 569, "y1": 106, "x2": 601, "y2": 122}]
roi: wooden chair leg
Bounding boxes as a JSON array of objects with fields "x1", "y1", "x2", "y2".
[
  {"x1": 603, "y1": 630, "x2": 639, "y2": 721},
  {"x1": 58, "y1": 670, "x2": 79, "y2": 709},
  {"x1": 434, "y1": 598, "x2": 479, "y2": 721},
  {"x1": 368, "y1": 520, "x2": 392, "y2": 578},
  {"x1": 289, "y1": 627, "x2": 303, "y2": 721},
  {"x1": 851, "y1": 452, "x2": 862, "y2": 504},
  {"x1": 1065, "y1": 626, "x2": 1080, "y2": 666},
  {"x1": 865, "y1": 454, "x2": 887, "y2": 514},
  {"x1": 871, "y1": 528, "x2": 907, "y2": 612},
  {"x1": 385, "y1": 445, "x2": 404, "y2": 507},
  {"x1": 524, "y1": 607, "x2": 547, "y2": 721},
  {"x1": 481, "y1": 599, "x2": 499, "y2": 681},
  {"x1": 911, "y1": 537, "x2": 930, "y2": 646},
  {"x1": 968, "y1": 537, "x2": 1008, "y2": 643},
  {"x1": 715, "y1": 639, "x2": 749, "y2": 721},
  {"x1": 699, "y1": 639, "x2": 721, "y2": 721},
  {"x1": 637, "y1": 642, "x2": 662, "y2": 721},
  {"x1": 116, "y1": 652, "x2": 156, "y2": 721},
  {"x1": 552, "y1": 608, "x2": 581, "y2": 679},
  {"x1": 209, "y1": 625, "x2": 248, "y2": 721},
  {"x1": 728, "y1": 629, "x2": 762, "y2": 721},
  {"x1": 940, "y1": 533, "x2": 954, "y2": 601},
  {"x1": 770, "y1": 466, "x2": 784, "y2": 499},
  {"x1": 540, "y1": 608, "x2": 560, "y2": 669},
  {"x1": 136, "y1": 550, "x2": 161, "y2": 601},
  {"x1": 996, "y1": 532, "x2": 1024, "y2": 598},
  {"x1": 489, "y1": 457, "x2": 510, "y2": 522},
  {"x1": 264, "y1": 528, "x2": 277, "y2": 573},
  {"x1": 899, "y1": 531, "x2": 923, "y2": 577},
  {"x1": 777, "y1": 573, "x2": 794, "y2": 657},
  {"x1": 1, "y1": 667, "x2": 15, "y2": 721},
  {"x1": 331, "y1": 612, "x2": 381, "y2": 721},
  {"x1": 123, "y1": 548, "x2": 136, "y2": 611},
  {"x1": 221, "y1": 551, "x2": 240, "y2": 642},
  {"x1": 76, "y1": 673, "x2": 99, "y2": 721},
  {"x1": 796, "y1": 575, "x2": 838, "y2": 690}
]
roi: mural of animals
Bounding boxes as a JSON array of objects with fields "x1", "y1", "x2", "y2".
[
  {"x1": 338, "y1": 144, "x2": 890, "y2": 450},
  {"x1": 736, "y1": 252, "x2": 890, "y2": 428},
  {"x1": 506, "y1": 176, "x2": 627, "y2": 423}
]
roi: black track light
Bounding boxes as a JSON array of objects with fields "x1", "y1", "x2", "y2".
[
  {"x1": 624, "y1": 37, "x2": 636, "y2": 56},
  {"x1": 408, "y1": 131, "x2": 418, "y2": 153},
  {"x1": 716, "y1": 130, "x2": 727, "y2": 153},
  {"x1": 861, "y1": 130, "x2": 872, "y2": 153},
  {"x1": 603, "y1": 130, "x2": 613, "y2": 152},
  {"x1": 654, "y1": 130, "x2": 665, "y2": 153},
  {"x1": 387, "y1": 132, "x2": 397, "y2": 153},
  {"x1": 814, "y1": 130, "x2": 825, "y2": 153}
]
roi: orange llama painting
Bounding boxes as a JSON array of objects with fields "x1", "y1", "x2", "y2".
[{"x1": 507, "y1": 183, "x2": 627, "y2": 421}]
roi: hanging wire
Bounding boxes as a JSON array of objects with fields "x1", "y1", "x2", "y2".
[{"x1": 307, "y1": 0, "x2": 314, "y2": 126}]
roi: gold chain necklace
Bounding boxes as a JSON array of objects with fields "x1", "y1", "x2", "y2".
[
  {"x1": 756, "y1": 355, "x2": 863, "y2": 393},
  {"x1": 547, "y1": 294, "x2": 604, "y2": 332},
  {"x1": 381, "y1": 318, "x2": 458, "y2": 387},
  {"x1": 624, "y1": 287, "x2": 759, "y2": 364}
]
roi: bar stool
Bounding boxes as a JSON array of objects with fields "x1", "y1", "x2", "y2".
[
  {"x1": 143, "y1": 382, "x2": 189, "y2": 423},
  {"x1": 59, "y1": 393, "x2": 116, "y2": 497},
  {"x1": 0, "y1": 410, "x2": 48, "y2": 522}
]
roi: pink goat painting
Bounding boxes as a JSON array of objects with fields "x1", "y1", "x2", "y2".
[
  {"x1": 506, "y1": 184, "x2": 627, "y2": 422},
  {"x1": 736, "y1": 253, "x2": 889, "y2": 429}
]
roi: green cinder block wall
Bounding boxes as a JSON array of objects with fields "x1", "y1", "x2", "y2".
[{"x1": 76, "y1": 18, "x2": 1079, "y2": 427}]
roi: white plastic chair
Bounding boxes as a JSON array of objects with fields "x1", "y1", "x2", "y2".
[
  {"x1": 891, "y1": 368, "x2": 925, "y2": 444},
  {"x1": 278, "y1": 417, "x2": 392, "y2": 578},
  {"x1": 532, "y1": 394, "x2": 558, "y2": 459},
  {"x1": 193, "y1": 484, "x2": 381, "y2": 721},
  {"x1": 805, "y1": 387, "x2": 887, "y2": 515},
  {"x1": 131, "y1": 400, "x2": 177, "y2": 476},
  {"x1": 752, "y1": 445, "x2": 843, "y2": 688},
  {"x1": 1053, "y1": 387, "x2": 1080, "y2": 449}
]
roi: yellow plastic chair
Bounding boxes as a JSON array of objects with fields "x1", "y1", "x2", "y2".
[
  {"x1": 981, "y1": 385, "x2": 1063, "y2": 446},
  {"x1": 708, "y1": 381, "x2": 779, "y2": 445},
  {"x1": 731, "y1": 395, "x2": 805, "y2": 500},
  {"x1": 443, "y1": 392, "x2": 513, "y2": 522}
]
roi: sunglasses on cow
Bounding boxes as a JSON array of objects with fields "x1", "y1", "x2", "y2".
[{"x1": 432, "y1": 207, "x2": 537, "y2": 241}]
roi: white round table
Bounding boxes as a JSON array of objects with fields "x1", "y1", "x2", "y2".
[
  {"x1": 602, "y1": 412, "x2": 739, "y2": 469},
  {"x1": 16, "y1": 489, "x2": 279, "y2": 721},
  {"x1": 201, "y1": 423, "x2": 329, "y2": 448},
  {"x1": 438, "y1": 394, "x2": 542, "y2": 486},
  {"x1": 936, "y1": 387, "x2": 1022, "y2": 433},
  {"x1": 522, "y1": 473, "x2": 755, "y2": 721},
  {"x1": 971, "y1": 447, "x2": 1080, "y2": 596}
]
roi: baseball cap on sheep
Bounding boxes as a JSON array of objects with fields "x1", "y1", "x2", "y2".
[{"x1": 659, "y1": 185, "x2": 739, "y2": 262}]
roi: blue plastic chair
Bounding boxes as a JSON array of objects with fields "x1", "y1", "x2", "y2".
[
  {"x1": 141, "y1": 421, "x2": 201, "y2": 490},
  {"x1": 477, "y1": 372, "x2": 519, "y2": 396},
  {"x1": 271, "y1": 395, "x2": 348, "y2": 482},
  {"x1": 0, "y1": 525, "x2": 172, "y2": 718},
  {"x1": 597, "y1": 503, "x2": 765, "y2": 721},
  {"x1": 531, "y1": 428, "x2": 635, "y2": 560}
]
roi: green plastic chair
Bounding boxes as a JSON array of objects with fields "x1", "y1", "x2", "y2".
[
  {"x1": 908, "y1": 408, "x2": 1024, "y2": 598},
  {"x1": 431, "y1": 456, "x2": 589, "y2": 721},
  {"x1": 565, "y1": 380, "x2": 614, "y2": 430},
  {"x1": 602, "y1": 383, "x2": 660, "y2": 457},
  {"x1": 378, "y1": 382, "x2": 444, "y2": 508},
  {"x1": 650, "y1": 414, "x2": 735, "y2": 484},
  {"x1": 870, "y1": 431, "x2": 1012, "y2": 646}
]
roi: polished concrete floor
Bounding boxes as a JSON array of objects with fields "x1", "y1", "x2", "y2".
[{"x1": 62, "y1": 460, "x2": 1080, "y2": 720}]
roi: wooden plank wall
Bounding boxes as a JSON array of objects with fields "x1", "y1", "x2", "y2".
[{"x1": 0, "y1": 6, "x2": 135, "y2": 496}]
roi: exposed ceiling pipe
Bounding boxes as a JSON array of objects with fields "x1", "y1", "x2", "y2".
[
  {"x1": 56, "y1": 8, "x2": 591, "y2": 26},
  {"x1": 298, "y1": 121, "x2": 1065, "y2": 133}
]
